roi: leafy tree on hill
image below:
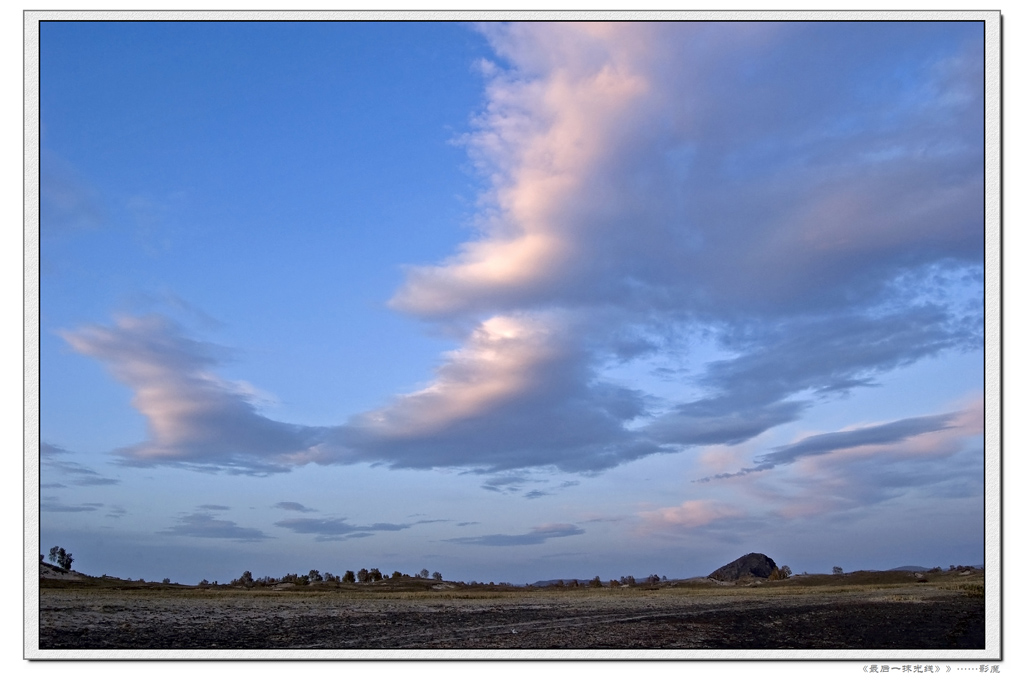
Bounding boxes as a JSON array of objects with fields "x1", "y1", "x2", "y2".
[
  {"x1": 432, "y1": 571, "x2": 442, "y2": 581},
  {"x1": 342, "y1": 570, "x2": 356, "y2": 583},
  {"x1": 419, "y1": 568, "x2": 430, "y2": 579},
  {"x1": 47, "y1": 546, "x2": 74, "y2": 571},
  {"x1": 357, "y1": 568, "x2": 370, "y2": 583}
]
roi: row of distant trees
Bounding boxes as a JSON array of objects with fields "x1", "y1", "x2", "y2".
[
  {"x1": 224, "y1": 567, "x2": 442, "y2": 588},
  {"x1": 547, "y1": 574, "x2": 665, "y2": 588}
]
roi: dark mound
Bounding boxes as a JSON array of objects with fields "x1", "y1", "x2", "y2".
[{"x1": 709, "y1": 553, "x2": 778, "y2": 581}]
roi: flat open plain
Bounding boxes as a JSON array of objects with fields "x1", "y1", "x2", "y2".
[{"x1": 39, "y1": 571, "x2": 984, "y2": 650}]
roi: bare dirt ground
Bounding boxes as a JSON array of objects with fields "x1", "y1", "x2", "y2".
[{"x1": 38, "y1": 573, "x2": 984, "y2": 650}]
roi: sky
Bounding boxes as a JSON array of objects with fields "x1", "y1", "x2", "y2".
[{"x1": 37, "y1": 19, "x2": 989, "y2": 586}]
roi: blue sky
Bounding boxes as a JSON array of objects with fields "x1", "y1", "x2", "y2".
[{"x1": 38, "y1": 20, "x2": 988, "y2": 585}]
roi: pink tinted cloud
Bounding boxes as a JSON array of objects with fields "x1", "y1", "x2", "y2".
[
  {"x1": 637, "y1": 499, "x2": 745, "y2": 533},
  {"x1": 61, "y1": 315, "x2": 326, "y2": 473}
]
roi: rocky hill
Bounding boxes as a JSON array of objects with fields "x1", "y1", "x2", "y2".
[{"x1": 708, "y1": 553, "x2": 778, "y2": 581}]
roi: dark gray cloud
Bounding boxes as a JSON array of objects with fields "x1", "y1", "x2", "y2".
[
  {"x1": 40, "y1": 441, "x2": 121, "y2": 486},
  {"x1": 198, "y1": 504, "x2": 230, "y2": 511},
  {"x1": 106, "y1": 505, "x2": 127, "y2": 519},
  {"x1": 524, "y1": 490, "x2": 550, "y2": 499},
  {"x1": 160, "y1": 512, "x2": 270, "y2": 542},
  {"x1": 41, "y1": 442, "x2": 68, "y2": 457},
  {"x1": 274, "y1": 517, "x2": 412, "y2": 542},
  {"x1": 41, "y1": 498, "x2": 104, "y2": 513},
  {"x1": 646, "y1": 307, "x2": 975, "y2": 453},
  {"x1": 274, "y1": 501, "x2": 316, "y2": 513},
  {"x1": 445, "y1": 523, "x2": 584, "y2": 547}
]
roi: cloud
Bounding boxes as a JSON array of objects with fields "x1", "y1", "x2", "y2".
[
  {"x1": 40, "y1": 441, "x2": 120, "y2": 486},
  {"x1": 198, "y1": 504, "x2": 231, "y2": 511},
  {"x1": 332, "y1": 314, "x2": 659, "y2": 473},
  {"x1": 695, "y1": 407, "x2": 971, "y2": 482},
  {"x1": 275, "y1": 501, "x2": 317, "y2": 513},
  {"x1": 41, "y1": 498, "x2": 104, "y2": 513},
  {"x1": 106, "y1": 505, "x2": 127, "y2": 519},
  {"x1": 274, "y1": 517, "x2": 413, "y2": 542},
  {"x1": 40, "y1": 151, "x2": 105, "y2": 234},
  {"x1": 63, "y1": 23, "x2": 983, "y2": 478},
  {"x1": 445, "y1": 523, "x2": 584, "y2": 546},
  {"x1": 638, "y1": 500, "x2": 745, "y2": 532},
  {"x1": 343, "y1": 22, "x2": 982, "y2": 473},
  {"x1": 160, "y1": 511, "x2": 270, "y2": 542},
  {"x1": 393, "y1": 23, "x2": 981, "y2": 320},
  {"x1": 60, "y1": 315, "x2": 328, "y2": 474}
]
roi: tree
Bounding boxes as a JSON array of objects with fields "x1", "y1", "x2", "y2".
[
  {"x1": 590, "y1": 576, "x2": 603, "y2": 587},
  {"x1": 432, "y1": 571, "x2": 442, "y2": 581},
  {"x1": 342, "y1": 570, "x2": 356, "y2": 584},
  {"x1": 419, "y1": 568, "x2": 430, "y2": 579},
  {"x1": 832, "y1": 566, "x2": 844, "y2": 576},
  {"x1": 308, "y1": 569, "x2": 323, "y2": 583},
  {"x1": 232, "y1": 570, "x2": 254, "y2": 587},
  {"x1": 162, "y1": 578, "x2": 171, "y2": 584},
  {"x1": 357, "y1": 568, "x2": 370, "y2": 583},
  {"x1": 647, "y1": 574, "x2": 660, "y2": 585},
  {"x1": 48, "y1": 546, "x2": 74, "y2": 571},
  {"x1": 391, "y1": 571, "x2": 403, "y2": 580}
]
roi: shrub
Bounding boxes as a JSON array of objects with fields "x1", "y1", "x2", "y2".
[
  {"x1": 432, "y1": 571, "x2": 442, "y2": 581},
  {"x1": 832, "y1": 566, "x2": 844, "y2": 576}
]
